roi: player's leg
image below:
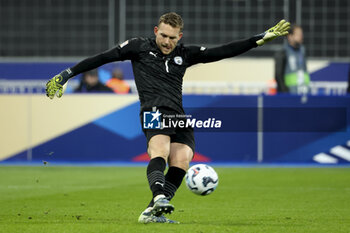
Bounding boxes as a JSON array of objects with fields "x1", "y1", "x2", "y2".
[
  {"x1": 139, "y1": 134, "x2": 177, "y2": 223},
  {"x1": 165, "y1": 142, "x2": 193, "y2": 201},
  {"x1": 147, "y1": 134, "x2": 170, "y2": 199},
  {"x1": 146, "y1": 134, "x2": 175, "y2": 215},
  {"x1": 140, "y1": 142, "x2": 192, "y2": 224},
  {"x1": 148, "y1": 125, "x2": 195, "y2": 206},
  {"x1": 147, "y1": 142, "x2": 193, "y2": 208},
  {"x1": 165, "y1": 126, "x2": 195, "y2": 201}
]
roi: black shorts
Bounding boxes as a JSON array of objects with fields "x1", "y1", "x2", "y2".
[{"x1": 140, "y1": 106, "x2": 195, "y2": 154}]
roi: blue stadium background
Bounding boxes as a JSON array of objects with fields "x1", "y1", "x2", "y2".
[{"x1": 1, "y1": 0, "x2": 350, "y2": 166}]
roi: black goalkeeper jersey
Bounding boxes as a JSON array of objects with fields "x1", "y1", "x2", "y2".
[{"x1": 68, "y1": 36, "x2": 260, "y2": 114}]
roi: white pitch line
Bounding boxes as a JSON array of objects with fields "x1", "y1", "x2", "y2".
[{"x1": 330, "y1": 145, "x2": 350, "y2": 162}]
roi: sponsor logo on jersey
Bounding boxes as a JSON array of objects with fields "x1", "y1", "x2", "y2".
[
  {"x1": 149, "y1": 51, "x2": 157, "y2": 57},
  {"x1": 174, "y1": 56, "x2": 183, "y2": 65}
]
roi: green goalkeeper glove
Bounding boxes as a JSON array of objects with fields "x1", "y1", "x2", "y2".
[
  {"x1": 46, "y1": 69, "x2": 72, "y2": 99},
  {"x1": 256, "y1": 19, "x2": 291, "y2": 46}
]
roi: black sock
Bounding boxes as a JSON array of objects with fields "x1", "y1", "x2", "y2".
[
  {"x1": 148, "y1": 166, "x2": 186, "y2": 207},
  {"x1": 164, "y1": 166, "x2": 186, "y2": 200},
  {"x1": 147, "y1": 157, "x2": 166, "y2": 199}
]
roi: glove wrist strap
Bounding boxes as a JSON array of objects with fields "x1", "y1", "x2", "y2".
[
  {"x1": 59, "y1": 68, "x2": 74, "y2": 82},
  {"x1": 250, "y1": 32, "x2": 266, "y2": 47}
]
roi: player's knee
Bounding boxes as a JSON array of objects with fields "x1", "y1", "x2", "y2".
[
  {"x1": 148, "y1": 135, "x2": 171, "y2": 160},
  {"x1": 169, "y1": 155, "x2": 191, "y2": 170},
  {"x1": 148, "y1": 147, "x2": 170, "y2": 160},
  {"x1": 168, "y1": 143, "x2": 193, "y2": 170}
]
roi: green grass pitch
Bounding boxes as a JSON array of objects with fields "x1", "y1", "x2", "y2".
[{"x1": 0, "y1": 166, "x2": 349, "y2": 233}]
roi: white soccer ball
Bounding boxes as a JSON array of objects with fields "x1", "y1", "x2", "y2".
[{"x1": 185, "y1": 164, "x2": 219, "y2": 196}]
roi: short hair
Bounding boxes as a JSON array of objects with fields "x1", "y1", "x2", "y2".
[
  {"x1": 288, "y1": 24, "x2": 302, "y2": 35},
  {"x1": 158, "y1": 12, "x2": 184, "y2": 32}
]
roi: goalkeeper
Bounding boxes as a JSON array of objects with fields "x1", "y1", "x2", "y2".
[{"x1": 46, "y1": 12, "x2": 290, "y2": 224}]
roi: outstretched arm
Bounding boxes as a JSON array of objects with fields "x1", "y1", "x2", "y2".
[
  {"x1": 186, "y1": 20, "x2": 290, "y2": 66},
  {"x1": 186, "y1": 37, "x2": 258, "y2": 65},
  {"x1": 46, "y1": 39, "x2": 140, "y2": 99}
]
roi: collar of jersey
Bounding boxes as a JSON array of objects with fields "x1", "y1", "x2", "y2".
[{"x1": 152, "y1": 38, "x2": 177, "y2": 59}]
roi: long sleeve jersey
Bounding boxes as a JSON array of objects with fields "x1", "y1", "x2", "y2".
[{"x1": 67, "y1": 36, "x2": 260, "y2": 113}]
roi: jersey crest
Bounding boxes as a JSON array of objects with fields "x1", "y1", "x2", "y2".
[{"x1": 174, "y1": 56, "x2": 183, "y2": 65}]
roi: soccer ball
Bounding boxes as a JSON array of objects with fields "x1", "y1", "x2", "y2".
[{"x1": 185, "y1": 164, "x2": 219, "y2": 196}]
